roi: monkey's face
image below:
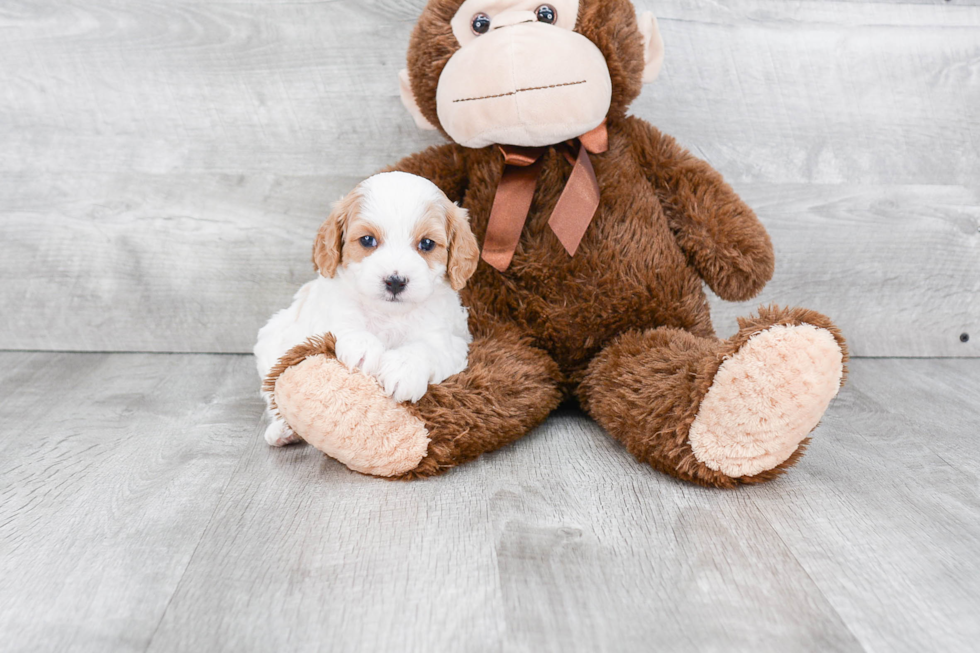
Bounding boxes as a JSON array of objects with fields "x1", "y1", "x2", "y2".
[
  {"x1": 402, "y1": 0, "x2": 665, "y2": 149},
  {"x1": 438, "y1": 0, "x2": 608, "y2": 148}
]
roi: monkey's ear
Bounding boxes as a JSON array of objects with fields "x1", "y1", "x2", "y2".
[
  {"x1": 638, "y1": 12, "x2": 665, "y2": 83},
  {"x1": 399, "y1": 69, "x2": 438, "y2": 131}
]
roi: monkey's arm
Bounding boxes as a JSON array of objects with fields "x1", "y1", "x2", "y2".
[
  {"x1": 627, "y1": 118, "x2": 775, "y2": 302},
  {"x1": 383, "y1": 143, "x2": 470, "y2": 204}
]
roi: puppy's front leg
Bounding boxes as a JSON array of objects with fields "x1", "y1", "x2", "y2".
[
  {"x1": 335, "y1": 331, "x2": 386, "y2": 377},
  {"x1": 376, "y1": 344, "x2": 432, "y2": 404},
  {"x1": 427, "y1": 333, "x2": 470, "y2": 385}
]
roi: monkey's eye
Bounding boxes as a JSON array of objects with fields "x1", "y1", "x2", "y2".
[
  {"x1": 418, "y1": 238, "x2": 436, "y2": 252},
  {"x1": 359, "y1": 235, "x2": 378, "y2": 248},
  {"x1": 471, "y1": 13, "x2": 491, "y2": 35},
  {"x1": 535, "y1": 5, "x2": 557, "y2": 24}
]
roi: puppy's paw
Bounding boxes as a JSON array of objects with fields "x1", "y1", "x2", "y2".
[
  {"x1": 265, "y1": 419, "x2": 302, "y2": 447},
  {"x1": 378, "y1": 350, "x2": 430, "y2": 404},
  {"x1": 336, "y1": 333, "x2": 385, "y2": 377}
]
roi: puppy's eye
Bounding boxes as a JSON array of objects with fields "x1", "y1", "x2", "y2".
[
  {"x1": 418, "y1": 238, "x2": 436, "y2": 252},
  {"x1": 359, "y1": 235, "x2": 377, "y2": 248},
  {"x1": 535, "y1": 5, "x2": 557, "y2": 24},
  {"x1": 471, "y1": 13, "x2": 491, "y2": 35}
]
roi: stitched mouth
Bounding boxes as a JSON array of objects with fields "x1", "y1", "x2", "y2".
[
  {"x1": 453, "y1": 80, "x2": 587, "y2": 104},
  {"x1": 492, "y1": 19, "x2": 535, "y2": 31}
]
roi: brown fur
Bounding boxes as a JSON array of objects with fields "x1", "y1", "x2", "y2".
[
  {"x1": 445, "y1": 200, "x2": 480, "y2": 291},
  {"x1": 273, "y1": 0, "x2": 846, "y2": 486},
  {"x1": 396, "y1": 321, "x2": 563, "y2": 479},
  {"x1": 341, "y1": 216, "x2": 385, "y2": 267},
  {"x1": 313, "y1": 190, "x2": 362, "y2": 276}
]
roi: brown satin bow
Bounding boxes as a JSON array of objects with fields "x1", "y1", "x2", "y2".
[{"x1": 481, "y1": 121, "x2": 609, "y2": 272}]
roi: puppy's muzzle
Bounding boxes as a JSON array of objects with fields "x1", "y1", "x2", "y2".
[{"x1": 384, "y1": 275, "x2": 408, "y2": 297}]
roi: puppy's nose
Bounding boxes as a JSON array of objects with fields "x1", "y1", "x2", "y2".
[{"x1": 385, "y1": 275, "x2": 408, "y2": 296}]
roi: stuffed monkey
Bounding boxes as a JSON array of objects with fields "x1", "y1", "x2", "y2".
[{"x1": 267, "y1": 0, "x2": 848, "y2": 488}]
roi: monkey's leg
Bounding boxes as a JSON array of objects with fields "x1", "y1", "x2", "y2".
[
  {"x1": 267, "y1": 326, "x2": 562, "y2": 479},
  {"x1": 578, "y1": 307, "x2": 848, "y2": 488}
]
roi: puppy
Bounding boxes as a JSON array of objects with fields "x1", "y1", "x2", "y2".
[{"x1": 254, "y1": 172, "x2": 480, "y2": 447}]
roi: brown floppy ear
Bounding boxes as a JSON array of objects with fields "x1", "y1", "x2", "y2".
[
  {"x1": 313, "y1": 189, "x2": 360, "y2": 277},
  {"x1": 445, "y1": 200, "x2": 479, "y2": 291}
]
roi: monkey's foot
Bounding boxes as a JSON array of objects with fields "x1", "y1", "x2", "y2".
[
  {"x1": 274, "y1": 355, "x2": 430, "y2": 477},
  {"x1": 688, "y1": 322, "x2": 845, "y2": 478}
]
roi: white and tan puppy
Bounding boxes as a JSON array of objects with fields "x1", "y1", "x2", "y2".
[{"x1": 255, "y1": 172, "x2": 480, "y2": 447}]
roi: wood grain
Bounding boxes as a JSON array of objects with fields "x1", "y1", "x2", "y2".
[
  {"x1": 2, "y1": 353, "x2": 979, "y2": 651},
  {"x1": 0, "y1": 352, "x2": 260, "y2": 653},
  {"x1": 0, "y1": 0, "x2": 978, "y2": 355},
  {"x1": 749, "y1": 359, "x2": 980, "y2": 652}
]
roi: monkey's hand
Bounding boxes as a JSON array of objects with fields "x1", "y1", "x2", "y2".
[{"x1": 628, "y1": 116, "x2": 775, "y2": 302}]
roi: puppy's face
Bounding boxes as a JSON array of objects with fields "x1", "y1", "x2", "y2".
[{"x1": 314, "y1": 172, "x2": 480, "y2": 306}]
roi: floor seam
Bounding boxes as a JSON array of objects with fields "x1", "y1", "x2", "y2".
[
  {"x1": 745, "y1": 499, "x2": 869, "y2": 652},
  {"x1": 142, "y1": 361, "x2": 261, "y2": 653}
]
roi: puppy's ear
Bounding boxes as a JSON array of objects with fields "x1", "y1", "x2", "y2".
[
  {"x1": 445, "y1": 200, "x2": 480, "y2": 291},
  {"x1": 314, "y1": 189, "x2": 360, "y2": 277}
]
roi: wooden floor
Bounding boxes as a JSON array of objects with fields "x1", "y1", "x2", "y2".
[{"x1": 1, "y1": 353, "x2": 978, "y2": 652}]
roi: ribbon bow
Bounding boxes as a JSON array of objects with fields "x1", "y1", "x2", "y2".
[{"x1": 481, "y1": 121, "x2": 609, "y2": 272}]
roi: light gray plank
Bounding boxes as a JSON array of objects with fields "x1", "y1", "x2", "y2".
[
  {"x1": 1, "y1": 0, "x2": 979, "y2": 354},
  {"x1": 0, "y1": 172, "x2": 354, "y2": 354},
  {"x1": 2, "y1": 0, "x2": 978, "y2": 185},
  {"x1": 146, "y1": 435, "x2": 511, "y2": 653},
  {"x1": 0, "y1": 352, "x2": 259, "y2": 653},
  {"x1": 748, "y1": 359, "x2": 980, "y2": 652},
  {"x1": 841, "y1": 358, "x2": 980, "y2": 472}
]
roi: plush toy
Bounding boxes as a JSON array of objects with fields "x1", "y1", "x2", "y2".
[{"x1": 266, "y1": 0, "x2": 848, "y2": 487}]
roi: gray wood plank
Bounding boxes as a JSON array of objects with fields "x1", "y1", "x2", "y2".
[
  {"x1": 748, "y1": 359, "x2": 980, "y2": 652},
  {"x1": 1, "y1": 0, "x2": 979, "y2": 354},
  {"x1": 0, "y1": 172, "x2": 356, "y2": 354},
  {"x1": 2, "y1": 0, "x2": 978, "y2": 185},
  {"x1": 0, "y1": 352, "x2": 259, "y2": 653}
]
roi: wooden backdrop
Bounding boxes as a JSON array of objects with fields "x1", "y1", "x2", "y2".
[{"x1": 1, "y1": 0, "x2": 978, "y2": 357}]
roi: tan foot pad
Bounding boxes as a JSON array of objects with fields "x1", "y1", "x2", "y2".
[
  {"x1": 274, "y1": 355, "x2": 430, "y2": 477},
  {"x1": 689, "y1": 324, "x2": 844, "y2": 478}
]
